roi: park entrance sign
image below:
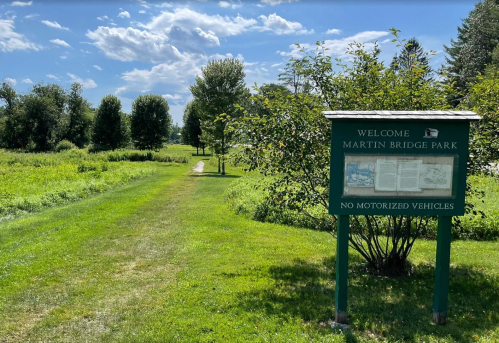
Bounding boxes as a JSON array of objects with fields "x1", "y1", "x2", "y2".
[{"x1": 323, "y1": 110, "x2": 480, "y2": 325}]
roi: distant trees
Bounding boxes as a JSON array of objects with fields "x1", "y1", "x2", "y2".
[
  {"x1": 0, "y1": 82, "x2": 69, "y2": 151},
  {"x1": 190, "y1": 58, "x2": 249, "y2": 174},
  {"x1": 130, "y1": 94, "x2": 172, "y2": 150},
  {"x1": 278, "y1": 59, "x2": 312, "y2": 94},
  {"x1": 444, "y1": 0, "x2": 499, "y2": 105},
  {"x1": 391, "y1": 37, "x2": 433, "y2": 81},
  {"x1": 181, "y1": 101, "x2": 204, "y2": 155},
  {"x1": 170, "y1": 123, "x2": 181, "y2": 144},
  {"x1": 91, "y1": 95, "x2": 129, "y2": 150},
  {"x1": 66, "y1": 83, "x2": 93, "y2": 148}
]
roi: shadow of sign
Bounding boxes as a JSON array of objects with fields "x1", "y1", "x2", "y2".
[{"x1": 228, "y1": 255, "x2": 499, "y2": 342}]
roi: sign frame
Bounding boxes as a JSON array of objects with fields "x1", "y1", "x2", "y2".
[{"x1": 324, "y1": 110, "x2": 480, "y2": 326}]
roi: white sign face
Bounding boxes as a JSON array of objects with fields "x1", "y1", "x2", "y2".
[{"x1": 344, "y1": 155, "x2": 454, "y2": 197}]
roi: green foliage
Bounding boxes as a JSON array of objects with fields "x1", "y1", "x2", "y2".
[
  {"x1": 0, "y1": 82, "x2": 94, "y2": 151},
  {"x1": 462, "y1": 68, "x2": 499, "y2": 174},
  {"x1": 105, "y1": 149, "x2": 189, "y2": 163},
  {"x1": 0, "y1": 149, "x2": 155, "y2": 218},
  {"x1": 92, "y1": 95, "x2": 129, "y2": 150},
  {"x1": 444, "y1": 0, "x2": 499, "y2": 105},
  {"x1": 0, "y1": 82, "x2": 26, "y2": 149},
  {"x1": 170, "y1": 122, "x2": 181, "y2": 144},
  {"x1": 65, "y1": 83, "x2": 93, "y2": 148},
  {"x1": 278, "y1": 59, "x2": 312, "y2": 94},
  {"x1": 234, "y1": 32, "x2": 453, "y2": 275},
  {"x1": 190, "y1": 58, "x2": 249, "y2": 174},
  {"x1": 181, "y1": 101, "x2": 205, "y2": 154},
  {"x1": 130, "y1": 94, "x2": 172, "y2": 150},
  {"x1": 391, "y1": 37, "x2": 433, "y2": 81},
  {"x1": 55, "y1": 139, "x2": 77, "y2": 152},
  {"x1": 23, "y1": 93, "x2": 64, "y2": 151}
]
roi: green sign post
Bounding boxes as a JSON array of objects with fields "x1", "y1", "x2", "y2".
[{"x1": 323, "y1": 111, "x2": 480, "y2": 325}]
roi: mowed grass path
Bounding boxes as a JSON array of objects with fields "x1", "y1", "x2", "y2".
[{"x1": 1, "y1": 157, "x2": 499, "y2": 342}]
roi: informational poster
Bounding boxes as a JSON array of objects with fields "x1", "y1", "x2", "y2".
[
  {"x1": 343, "y1": 155, "x2": 454, "y2": 197},
  {"x1": 420, "y1": 164, "x2": 452, "y2": 189},
  {"x1": 345, "y1": 162, "x2": 375, "y2": 187}
]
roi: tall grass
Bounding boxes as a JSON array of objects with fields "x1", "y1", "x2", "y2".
[
  {"x1": 0, "y1": 148, "x2": 191, "y2": 219},
  {"x1": 225, "y1": 173, "x2": 499, "y2": 241}
]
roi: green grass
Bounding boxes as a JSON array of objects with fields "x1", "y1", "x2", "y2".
[
  {"x1": 0, "y1": 147, "x2": 194, "y2": 219},
  {"x1": 1, "y1": 158, "x2": 499, "y2": 342}
]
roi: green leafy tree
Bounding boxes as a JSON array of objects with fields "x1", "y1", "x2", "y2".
[
  {"x1": 181, "y1": 101, "x2": 205, "y2": 155},
  {"x1": 0, "y1": 82, "x2": 26, "y2": 148},
  {"x1": 234, "y1": 32, "x2": 452, "y2": 275},
  {"x1": 92, "y1": 95, "x2": 128, "y2": 150},
  {"x1": 190, "y1": 58, "x2": 249, "y2": 175},
  {"x1": 462, "y1": 67, "x2": 499, "y2": 174},
  {"x1": 23, "y1": 94, "x2": 63, "y2": 151},
  {"x1": 391, "y1": 37, "x2": 433, "y2": 81},
  {"x1": 444, "y1": 0, "x2": 499, "y2": 105},
  {"x1": 130, "y1": 94, "x2": 172, "y2": 150},
  {"x1": 170, "y1": 123, "x2": 181, "y2": 144},
  {"x1": 278, "y1": 59, "x2": 312, "y2": 94},
  {"x1": 65, "y1": 83, "x2": 93, "y2": 148}
]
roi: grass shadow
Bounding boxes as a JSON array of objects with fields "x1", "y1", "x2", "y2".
[
  {"x1": 190, "y1": 172, "x2": 241, "y2": 179},
  {"x1": 231, "y1": 254, "x2": 499, "y2": 342}
]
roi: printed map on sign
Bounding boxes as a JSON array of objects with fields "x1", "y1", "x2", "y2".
[
  {"x1": 345, "y1": 162, "x2": 375, "y2": 187},
  {"x1": 420, "y1": 164, "x2": 452, "y2": 189},
  {"x1": 343, "y1": 155, "x2": 454, "y2": 197}
]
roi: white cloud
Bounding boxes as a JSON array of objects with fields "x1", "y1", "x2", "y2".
[
  {"x1": 46, "y1": 74, "x2": 59, "y2": 80},
  {"x1": 86, "y1": 26, "x2": 185, "y2": 63},
  {"x1": 271, "y1": 62, "x2": 283, "y2": 68},
  {"x1": 118, "y1": 11, "x2": 131, "y2": 19},
  {"x1": 219, "y1": 1, "x2": 242, "y2": 9},
  {"x1": 93, "y1": 65, "x2": 102, "y2": 71},
  {"x1": 0, "y1": 19, "x2": 42, "y2": 52},
  {"x1": 50, "y1": 38, "x2": 71, "y2": 48},
  {"x1": 3, "y1": 78, "x2": 17, "y2": 86},
  {"x1": 60, "y1": 55, "x2": 67, "y2": 59},
  {"x1": 257, "y1": 13, "x2": 312, "y2": 35},
  {"x1": 41, "y1": 20, "x2": 70, "y2": 31},
  {"x1": 24, "y1": 13, "x2": 39, "y2": 19},
  {"x1": 67, "y1": 73, "x2": 97, "y2": 89},
  {"x1": 97, "y1": 15, "x2": 109, "y2": 21},
  {"x1": 139, "y1": 10, "x2": 146, "y2": 14},
  {"x1": 325, "y1": 28, "x2": 341, "y2": 35},
  {"x1": 22, "y1": 78, "x2": 33, "y2": 84},
  {"x1": 155, "y1": 3, "x2": 172, "y2": 8},
  {"x1": 142, "y1": 8, "x2": 257, "y2": 39},
  {"x1": 260, "y1": 0, "x2": 298, "y2": 5},
  {"x1": 11, "y1": 1, "x2": 32, "y2": 6},
  {"x1": 120, "y1": 57, "x2": 202, "y2": 95},
  {"x1": 115, "y1": 86, "x2": 127, "y2": 95},
  {"x1": 163, "y1": 93, "x2": 182, "y2": 100},
  {"x1": 280, "y1": 31, "x2": 389, "y2": 59}
]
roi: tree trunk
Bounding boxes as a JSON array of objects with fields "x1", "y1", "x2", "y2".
[
  {"x1": 202, "y1": 146, "x2": 205, "y2": 155},
  {"x1": 196, "y1": 146, "x2": 199, "y2": 155},
  {"x1": 222, "y1": 160, "x2": 225, "y2": 175},
  {"x1": 218, "y1": 157, "x2": 221, "y2": 173}
]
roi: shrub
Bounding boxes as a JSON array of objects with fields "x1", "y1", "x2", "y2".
[{"x1": 55, "y1": 140, "x2": 77, "y2": 152}]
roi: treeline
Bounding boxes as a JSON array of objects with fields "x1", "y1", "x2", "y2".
[{"x1": 0, "y1": 82, "x2": 175, "y2": 152}]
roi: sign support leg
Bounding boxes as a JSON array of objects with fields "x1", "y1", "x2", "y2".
[
  {"x1": 433, "y1": 215, "x2": 452, "y2": 324},
  {"x1": 335, "y1": 215, "x2": 349, "y2": 324}
]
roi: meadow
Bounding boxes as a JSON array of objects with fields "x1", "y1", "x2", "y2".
[
  {"x1": 0, "y1": 147, "x2": 190, "y2": 220},
  {"x1": 0, "y1": 147, "x2": 498, "y2": 342}
]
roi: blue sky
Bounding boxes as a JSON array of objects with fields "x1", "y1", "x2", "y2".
[{"x1": 1, "y1": 0, "x2": 477, "y2": 125}]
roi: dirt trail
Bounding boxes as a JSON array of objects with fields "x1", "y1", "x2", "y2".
[{"x1": 192, "y1": 161, "x2": 204, "y2": 173}]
